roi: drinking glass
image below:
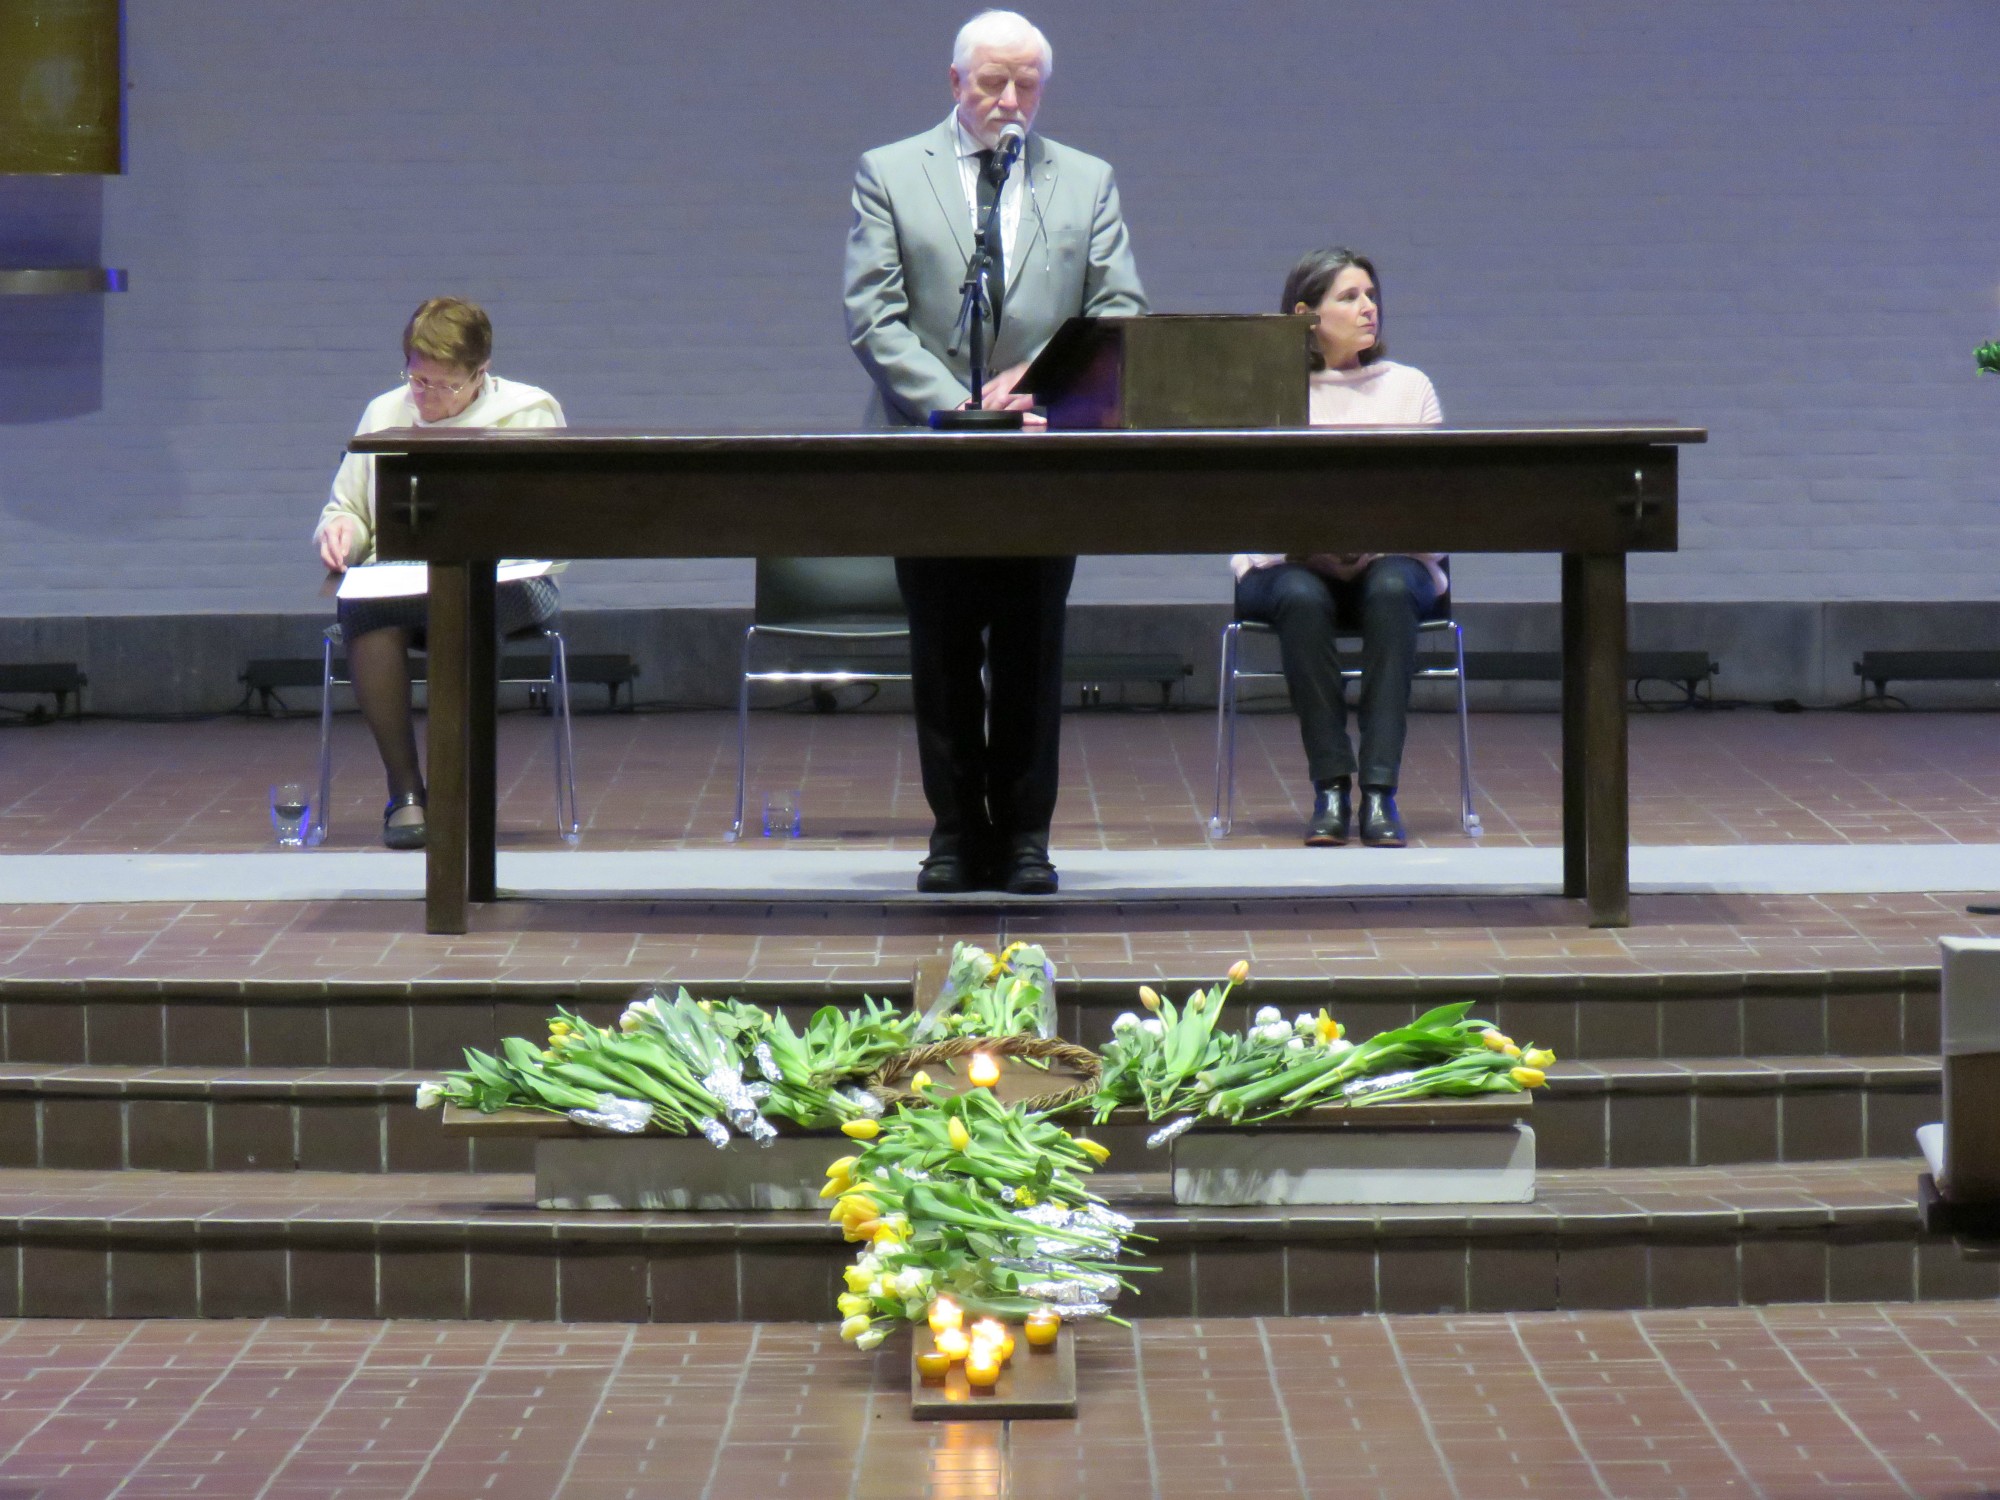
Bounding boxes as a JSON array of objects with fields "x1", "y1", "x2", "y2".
[
  {"x1": 761, "y1": 789, "x2": 802, "y2": 838},
  {"x1": 270, "y1": 783, "x2": 312, "y2": 847}
]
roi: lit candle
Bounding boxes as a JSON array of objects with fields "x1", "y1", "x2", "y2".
[
  {"x1": 936, "y1": 1327, "x2": 971, "y2": 1362},
  {"x1": 1024, "y1": 1310, "x2": 1060, "y2": 1347},
  {"x1": 970, "y1": 1318, "x2": 1013, "y2": 1361},
  {"x1": 915, "y1": 1348, "x2": 952, "y2": 1381},
  {"x1": 966, "y1": 1339, "x2": 1001, "y2": 1389},
  {"x1": 927, "y1": 1297, "x2": 962, "y2": 1335},
  {"x1": 968, "y1": 1052, "x2": 1001, "y2": 1088}
]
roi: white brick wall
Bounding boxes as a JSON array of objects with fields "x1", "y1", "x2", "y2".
[{"x1": 0, "y1": 0, "x2": 1994, "y2": 616}]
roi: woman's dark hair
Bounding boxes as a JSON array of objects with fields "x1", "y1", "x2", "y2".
[{"x1": 1282, "y1": 247, "x2": 1383, "y2": 371}]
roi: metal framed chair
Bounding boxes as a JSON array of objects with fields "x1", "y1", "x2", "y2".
[
  {"x1": 727, "y1": 557, "x2": 912, "y2": 841},
  {"x1": 1209, "y1": 595, "x2": 1481, "y2": 839},
  {"x1": 313, "y1": 621, "x2": 580, "y2": 845}
]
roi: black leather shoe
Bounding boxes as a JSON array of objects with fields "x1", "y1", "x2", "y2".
[
  {"x1": 916, "y1": 854, "x2": 972, "y2": 894},
  {"x1": 1305, "y1": 780, "x2": 1351, "y2": 847},
  {"x1": 1001, "y1": 848, "x2": 1059, "y2": 896},
  {"x1": 382, "y1": 791, "x2": 427, "y2": 851},
  {"x1": 1359, "y1": 788, "x2": 1406, "y2": 847}
]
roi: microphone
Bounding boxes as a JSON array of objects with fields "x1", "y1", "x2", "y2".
[{"x1": 993, "y1": 121, "x2": 1026, "y2": 174}]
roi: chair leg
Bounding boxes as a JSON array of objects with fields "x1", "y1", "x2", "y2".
[
  {"x1": 547, "y1": 628, "x2": 581, "y2": 844},
  {"x1": 1450, "y1": 621, "x2": 1482, "y2": 837},
  {"x1": 727, "y1": 625, "x2": 756, "y2": 841},
  {"x1": 1208, "y1": 623, "x2": 1241, "y2": 837},
  {"x1": 312, "y1": 634, "x2": 336, "y2": 846}
]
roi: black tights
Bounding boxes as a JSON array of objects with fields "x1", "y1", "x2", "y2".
[{"x1": 347, "y1": 626, "x2": 424, "y2": 804}]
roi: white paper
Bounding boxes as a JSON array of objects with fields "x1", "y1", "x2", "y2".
[{"x1": 335, "y1": 559, "x2": 554, "y2": 601}]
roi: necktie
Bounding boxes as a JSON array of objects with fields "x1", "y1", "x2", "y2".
[{"x1": 975, "y1": 149, "x2": 1005, "y2": 327}]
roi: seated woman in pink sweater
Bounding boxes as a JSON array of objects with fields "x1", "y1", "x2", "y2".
[{"x1": 1231, "y1": 247, "x2": 1445, "y2": 848}]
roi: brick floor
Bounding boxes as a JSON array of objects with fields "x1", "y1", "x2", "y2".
[
  {"x1": 2, "y1": 708, "x2": 1997, "y2": 856},
  {"x1": 3, "y1": 1306, "x2": 2000, "y2": 1497},
  {"x1": 1, "y1": 711, "x2": 1995, "y2": 986}
]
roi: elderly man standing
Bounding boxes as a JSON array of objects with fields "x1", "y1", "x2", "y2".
[{"x1": 844, "y1": 9, "x2": 1147, "y2": 894}]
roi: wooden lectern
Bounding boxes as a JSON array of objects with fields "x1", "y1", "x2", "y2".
[{"x1": 1022, "y1": 314, "x2": 1310, "y2": 430}]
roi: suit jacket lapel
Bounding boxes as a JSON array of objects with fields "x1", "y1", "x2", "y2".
[
  {"x1": 1008, "y1": 136, "x2": 1058, "y2": 297},
  {"x1": 919, "y1": 121, "x2": 972, "y2": 262}
]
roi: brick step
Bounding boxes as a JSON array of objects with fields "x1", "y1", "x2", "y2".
[
  {"x1": 0, "y1": 1159, "x2": 1982, "y2": 1322},
  {"x1": 0, "y1": 1056, "x2": 1942, "y2": 1175},
  {"x1": 0, "y1": 967, "x2": 1939, "y2": 1068}
]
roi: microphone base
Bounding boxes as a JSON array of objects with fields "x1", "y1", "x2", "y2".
[{"x1": 928, "y1": 408, "x2": 1025, "y2": 431}]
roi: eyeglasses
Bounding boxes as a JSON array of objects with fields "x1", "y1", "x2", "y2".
[{"x1": 402, "y1": 367, "x2": 483, "y2": 398}]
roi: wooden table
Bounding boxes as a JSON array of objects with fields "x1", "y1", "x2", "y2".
[{"x1": 354, "y1": 424, "x2": 1703, "y2": 933}]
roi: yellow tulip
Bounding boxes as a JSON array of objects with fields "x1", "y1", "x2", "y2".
[
  {"x1": 847, "y1": 1218, "x2": 882, "y2": 1242},
  {"x1": 1074, "y1": 1137, "x2": 1111, "y2": 1163},
  {"x1": 911, "y1": 1071, "x2": 934, "y2": 1091},
  {"x1": 837, "y1": 1292, "x2": 869, "y2": 1318},
  {"x1": 1482, "y1": 1030, "x2": 1513, "y2": 1052},
  {"x1": 1139, "y1": 986, "x2": 1162, "y2": 1013},
  {"x1": 819, "y1": 1178, "x2": 849, "y2": 1200},
  {"x1": 947, "y1": 1117, "x2": 972, "y2": 1152},
  {"x1": 841, "y1": 1118, "x2": 880, "y2": 1140},
  {"x1": 871, "y1": 1222, "x2": 905, "y2": 1246},
  {"x1": 1188, "y1": 992, "x2": 1206, "y2": 1013},
  {"x1": 836, "y1": 1193, "x2": 878, "y2": 1221},
  {"x1": 1510, "y1": 1066, "x2": 1547, "y2": 1088},
  {"x1": 1522, "y1": 1048, "x2": 1557, "y2": 1070},
  {"x1": 825, "y1": 1156, "x2": 858, "y2": 1179},
  {"x1": 1503, "y1": 1043, "x2": 1522, "y2": 1059},
  {"x1": 1314, "y1": 1012, "x2": 1342, "y2": 1045},
  {"x1": 840, "y1": 1314, "x2": 871, "y2": 1342},
  {"x1": 843, "y1": 1265, "x2": 872, "y2": 1293},
  {"x1": 548, "y1": 1020, "x2": 571, "y2": 1037},
  {"x1": 1228, "y1": 959, "x2": 1250, "y2": 984}
]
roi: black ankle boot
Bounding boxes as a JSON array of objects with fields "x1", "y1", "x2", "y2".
[
  {"x1": 1360, "y1": 787, "x2": 1406, "y2": 847},
  {"x1": 1306, "y1": 779, "x2": 1351, "y2": 846}
]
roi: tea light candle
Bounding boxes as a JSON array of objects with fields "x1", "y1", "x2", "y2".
[
  {"x1": 927, "y1": 1297, "x2": 962, "y2": 1335},
  {"x1": 968, "y1": 1052, "x2": 1001, "y2": 1088},
  {"x1": 935, "y1": 1327, "x2": 971, "y2": 1362},
  {"x1": 915, "y1": 1348, "x2": 952, "y2": 1381},
  {"x1": 1024, "y1": 1310, "x2": 1060, "y2": 1347},
  {"x1": 966, "y1": 1341, "x2": 1001, "y2": 1388},
  {"x1": 970, "y1": 1318, "x2": 1014, "y2": 1361}
]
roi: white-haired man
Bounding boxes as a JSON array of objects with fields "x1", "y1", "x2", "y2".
[{"x1": 844, "y1": 9, "x2": 1147, "y2": 895}]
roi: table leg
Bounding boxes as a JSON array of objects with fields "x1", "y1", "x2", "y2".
[
  {"x1": 1560, "y1": 554, "x2": 1587, "y2": 900},
  {"x1": 1579, "y1": 554, "x2": 1630, "y2": 928},
  {"x1": 425, "y1": 563, "x2": 471, "y2": 935},
  {"x1": 467, "y1": 570, "x2": 498, "y2": 902}
]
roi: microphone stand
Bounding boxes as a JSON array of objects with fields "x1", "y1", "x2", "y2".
[{"x1": 931, "y1": 146, "x2": 1024, "y2": 431}]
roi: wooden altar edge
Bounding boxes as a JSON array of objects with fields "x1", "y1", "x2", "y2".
[{"x1": 441, "y1": 1093, "x2": 1530, "y2": 1138}]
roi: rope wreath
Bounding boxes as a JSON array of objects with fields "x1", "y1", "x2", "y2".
[{"x1": 866, "y1": 1033, "x2": 1101, "y2": 1115}]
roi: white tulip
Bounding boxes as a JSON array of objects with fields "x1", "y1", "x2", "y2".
[
  {"x1": 1141, "y1": 1018, "x2": 1165, "y2": 1037},
  {"x1": 414, "y1": 1082, "x2": 445, "y2": 1110},
  {"x1": 1112, "y1": 1012, "x2": 1140, "y2": 1035},
  {"x1": 1253, "y1": 1006, "x2": 1283, "y2": 1028}
]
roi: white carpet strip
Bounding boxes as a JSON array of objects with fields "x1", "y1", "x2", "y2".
[{"x1": 0, "y1": 843, "x2": 1995, "y2": 904}]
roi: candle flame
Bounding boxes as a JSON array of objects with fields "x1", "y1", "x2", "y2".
[{"x1": 968, "y1": 1052, "x2": 1001, "y2": 1087}]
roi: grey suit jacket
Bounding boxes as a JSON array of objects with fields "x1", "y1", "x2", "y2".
[{"x1": 844, "y1": 119, "x2": 1148, "y2": 426}]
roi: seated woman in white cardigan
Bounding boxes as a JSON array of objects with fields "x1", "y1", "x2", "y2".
[
  {"x1": 313, "y1": 297, "x2": 564, "y2": 849},
  {"x1": 1231, "y1": 248, "x2": 1445, "y2": 849}
]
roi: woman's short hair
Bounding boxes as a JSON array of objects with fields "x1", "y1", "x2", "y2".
[
  {"x1": 402, "y1": 297, "x2": 492, "y2": 371},
  {"x1": 1282, "y1": 247, "x2": 1384, "y2": 370}
]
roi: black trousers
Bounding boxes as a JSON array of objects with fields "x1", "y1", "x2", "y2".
[
  {"x1": 895, "y1": 555, "x2": 1075, "y2": 861},
  {"x1": 1234, "y1": 557, "x2": 1439, "y2": 789}
]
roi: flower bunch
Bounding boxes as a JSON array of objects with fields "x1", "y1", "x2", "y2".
[
  {"x1": 417, "y1": 988, "x2": 917, "y2": 1141},
  {"x1": 1088, "y1": 961, "x2": 1259, "y2": 1120},
  {"x1": 829, "y1": 1083, "x2": 1142, "y2": 1351},
  {"x1": 922, "y1": 941, "x2": 1057, "y2": 1042},
  {"x1": 1201, "y1": 1001, "x2": 1554, "y2": 1122}
]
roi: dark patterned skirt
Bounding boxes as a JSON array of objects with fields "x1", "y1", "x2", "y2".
[{"x1": 336, "y1": 574, "x2": 560, "y2": 647}]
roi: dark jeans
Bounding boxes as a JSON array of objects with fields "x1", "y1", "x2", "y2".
[
  {"x1": 1234, "y1": 557, "x2": 1440, "y2": 789},
  {"x1": 895, "y1": 555, "x2": 1075, "y2": 862}
]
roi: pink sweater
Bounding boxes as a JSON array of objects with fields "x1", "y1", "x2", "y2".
[{"x1": 1230, "y1": 360, "x2": 1448, "y2": 596}]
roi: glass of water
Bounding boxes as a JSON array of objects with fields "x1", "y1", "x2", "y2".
[
  {"x1": 270, "y1": 783, "x2": 312, "y2": 847},
  {"x1": 761, "y1": 789, "x2": 802, "y2": 838}
]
